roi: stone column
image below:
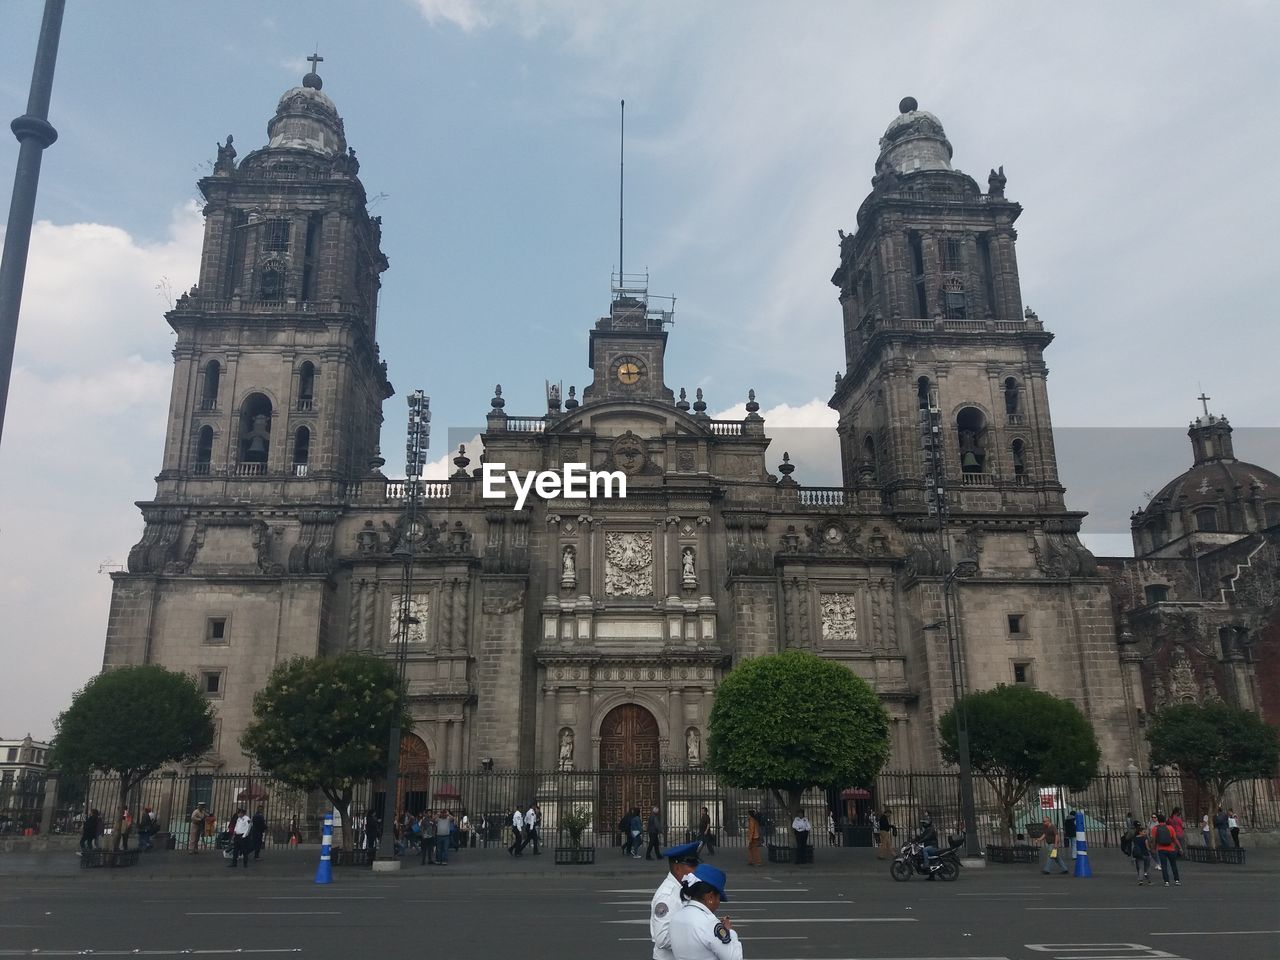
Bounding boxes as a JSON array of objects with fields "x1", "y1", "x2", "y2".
[{"x1": 38, "y1": 772, "x2": 59, "y2": 836}]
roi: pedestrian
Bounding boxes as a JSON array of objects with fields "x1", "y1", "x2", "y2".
[
  {"x1": 460, "y1": 813, "x2": 471, "y2": 848},
  {"x1": 420, "y1": 809, "x2": 436, "y2": 865},
  {"x1": 1213, "y1": 807, "x2": 1230, "y2": 849},
  {"x1": 629, "y1": 807, "x2": 644, "y2": 859},
  {"x1": 188, "y1": 802, "x2": 207, "y2": 854},
  {"x1": 876, "y1": 808, "x2": 894, "y2": 860},
  {"x1": 827, "y1": 810, "x2": 837, "y2": 846},
  {"x1": 1200, "y1": 811, "x2": 1211, "y2": 847},
  {"x1": 1062, "y1": 809, "x2": 1076, "y2": 860},
  {"x1": 436, "y1": 809, "x2": 452, "y2": 865},
  {"x1": 669, "y1": 863, "x2": 742, "y2": 960},
  {"x1": 229, "y1": 808, "x2": 252, "y2": 868},
  {"x1": 138, "y1": 805, "x2": 158, "y2": 851},
  {"x1": 1040, "y1": 816, "x2": 1068, "y2": 875},
  {"x1": 118, "y1": 807, "x2": 133, "y2": 850},
  {"x1": 525, "y1": 802, "x2": 541, "y2": 855},
  {"x1": 745, "y1": 808, "x2": 762, "y2": 867},
  {"x1": 250, "y1": 807, "x2": 267, "y2": 859},
  {"x1": 646, "y1": 805, "x2": 664, "y2": 861},
  {"x1": 619, "y1": 809, "x2": 633, "y2": 855},
  {"x1": 1149, "y1": 813, "x2": 1181, "y2": 886},
  {"x1": 791, "y1": 810, "x2": 812, "y2": 863},
  {"x1": 649, "y1": 840, "x2": 703, "y2": 960},
  {"x1": 78, "y1": 808, "x2": 100, "y2": 856},
  {"x1": 697, "y1": 806, "x2": 717, "y2": 856},
  {"x1": 365, "y1": 808, "x2": 382, "y2": 857},
  {"x1": 1227, "y1": 809, "x2": 1240, "y2": 848},
  {"x1": 287, "y1": 815, "x2": 302, "y2": 846},
  {"x1": 1168, "y1": 806, "x2": 1186, "y2": 852},
  {"x1": 508, "y1": 805, "x2": 525, "y2": 856},
  {"x1": 1130, "y1": 818, "x2": 1152, "y2": 884}
]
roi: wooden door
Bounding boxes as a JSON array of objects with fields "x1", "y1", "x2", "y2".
[{"x1": 599, "y1": 704, "x2": 660, "y2": 842}]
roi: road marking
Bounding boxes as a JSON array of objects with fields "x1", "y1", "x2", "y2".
[
  {"x1": 617, "y1": 936, "x2": 808, "y2": 942},
  {"x1": 602, "y1": 887, "x2": 809, "y2": 893},
  {"x1": 604, "y1": 917, "x2": 916, "y2": 925},
  {"x1": 1149, "y1": 930, "x2": 1280, "y2": 936},
  {"x1": 185, "y1": 910, "x2": 342, "y2": 916},
  {"x1": 605, "y1": 899, "x2": 853, "y2": 905},
  {"x1": 1028, "y1": 908, "x2": 1169, "y2": 912},
  {"x1": 956, "y1": 892, "x2": 1069, "y2": 897},
  {"x1": 1024, "y1": 944, "x2": 1184, "y2": 960},
  {"x1": 0, "y1": 951, "x2": 304, "y2": 957}
]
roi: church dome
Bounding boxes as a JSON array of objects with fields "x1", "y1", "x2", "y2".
[
  {"x1": 1150, "y1": 457, "x2": 1279, "y2": 511},
  {"x1": 266, "y1": 72, "x2": 347, "y2": 156},
  {"x1": 876, "y1": 96, "x2": 954, "y2": 175}
]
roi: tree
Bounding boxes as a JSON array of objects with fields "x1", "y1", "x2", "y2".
[
  {"x1": 240, "y1": 654, "x2": 411, "y2": 851},
  {"x1": 707, "y1": 650, "x2": 891, "y2": 818},
  {"x1": 1146, "y1": 701, "x2": 1279, "y2": 837},
  {"x1": 49, "y1": 666, "x2": 215, "y2": 852},
  {"x1": 938, "y1": 685, "x2": 1100, "y2": 842}
]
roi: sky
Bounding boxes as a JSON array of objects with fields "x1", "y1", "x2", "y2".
[{"x1": 1, "y1": 0, "x2": 1277, "y2": 740}]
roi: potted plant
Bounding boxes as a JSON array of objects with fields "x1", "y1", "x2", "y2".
[{"x1": 554, "y1": 805, "x2": 595, "y2": 865}]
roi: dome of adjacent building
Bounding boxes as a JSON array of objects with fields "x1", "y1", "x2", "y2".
[
  {"x1": 876, "y1": 96, "x2": 954, "y2": 175},
  {"x1": 1150, "y1": 458, "x2": 1279, "y2": 511},
  {"x1": 266, "y1": 75, "x2": 347, "y2": 156}
]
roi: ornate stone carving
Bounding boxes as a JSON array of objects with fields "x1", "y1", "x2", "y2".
[
  {"x1": 820, "y1": 593, "x2": 859, "y2": 643},
  {"x1": 390, "y1": 593, "x2": 430, "y2": 646},
  {"x1": 561, "y1": 545, "x2": 577, "y2": 589},
  {"x1": 681, "y1": 546, "x2": 697, "y2": 588},
  {"x1": 558, "y1": 727, "x2": 575, "y2": 771},
  {"x1": 609, "y1": 431, "x2": 648, "y2": 475},
  {"x1": 604, "y1": 532, "x2": 654, "y2": 598},
  {"x1": 686, "y1": 727, "x2": 702, "y2": 765},
  {"x1": 1169, "y1": 646, "x2": 1197, "y2": 703}
]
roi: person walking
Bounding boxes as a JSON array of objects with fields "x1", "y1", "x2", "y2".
[
  {"x1": 1040, "y1": 816, "x2": 1069, "y2": 874},
  {"x1": 1200, "y1": 811, "x2": 1211, "y2": 847},
  {"x1": 697, "y1": 806, "x2": 717, "y2": 856},
  {"x1": 791, "y1": 811, "x2": 812, "y2": 864},
  {"x1": 1213, "y1": 807, "x2": 1230, "y2": 848},
  {"x1": 646, "y1": 805, "x2": 664, "y2": 861},
  {"x1": 1130, "y1": 818, "x2": 1152, "y2": 884},
  {"x1": 1062, "y1": 809, "x2": 1076, "y2": 860},
  {"x1": 187, "y1": 803, "x2": 207, "y2": 854},
  {"x1": 419, "y1": 809, "x2": 436, "y2": 865},
  {"x1": 1227, "y1": 809, "x2": 1240, "y2": 848},
  {"x1": 1168, "y1": 807, "x2": 1186, "y2": 851},
  {"x1": 229, "y1": 808, "x2": 252, "y2": 868},
  {"x1": 630, "y1": 808, "x2": 645, "y2": 859},
  {"x1": 649, "y1": 841, "x2": 702, "y2": 960},
  {"x1": 118, "y1": 807, "x2": 133, "y2": 851},
  {"x1": 525, "y1": 803, "x2": 540, "y2": 855},
  {"x1": 827, "y1": 810, "x2": 837, "y2": 846},
  {"x1": 1150, "y1": 813, "x2": 1181, "y2": 886},
  {"x1": 436, "y1": 810, "x2": 453, "y2": 865},
  {"x1": 508, "y1": 805, "x2": 525, "y2": 857},
  {"x1": 669, "y1": 863, "x2": 742, "y2": 960},
  {"x1": 137, "y1": 806, "x2": 158, "y2": 851},
  {"x1": 876, "y1": 808, "x2": 894, "y2": 860},
  {"x1": 78, "y1": 808, "x2": 100, "y2": 856},
  {"x1": 250, "y1": 807, "x2": 267, "y2": 859},
  {"x1": 745, "y1": 808, "x2": 762, "y2": 867}
]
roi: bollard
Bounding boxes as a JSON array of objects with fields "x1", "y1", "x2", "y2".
[
  {"x1": 315, "y1": 813, "x2": 334, "y2": 884},
  {"x1": 1072, "y1": 809, "x2": 1092, "y2": 878}
]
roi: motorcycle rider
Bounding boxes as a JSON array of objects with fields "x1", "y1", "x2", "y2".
[{"x1": 916, "y1": 816, "x2": 940, "y2": 873}]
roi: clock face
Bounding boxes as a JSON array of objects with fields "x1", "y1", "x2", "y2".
[{"x1": 611, "y1": 355, "x2": 646, "y2": 386}]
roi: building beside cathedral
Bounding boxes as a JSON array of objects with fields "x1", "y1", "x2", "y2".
[{"x1": 100, "y1": 71, "x2": 1273, "y2": 815}]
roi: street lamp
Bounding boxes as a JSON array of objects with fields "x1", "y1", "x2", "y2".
[
  {"x1": 943, "y1": 557, "x2": 980, "y2": 858},
  {"x1": 377, "y1": 390, "x2": 429, "y2": 868}
]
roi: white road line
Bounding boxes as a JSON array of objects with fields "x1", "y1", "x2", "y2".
[
  {"x1": 605, "y1": 899, "x2": 853, "y2": 905},
  {"x1": 0, "y1": 951, "x2": 303, "y2": 957},
  {"x1": 956, "y1": 892, "x2": 1069, "y2": 897},
  {"x1": 186, "y1": 910, "x2": 342, "y2": 916},
  {"x1": 602, "y1": 887, "x2": 809, "y2": 893},
  {"x1": 1027, "y1": 908, "x2": 1169, "y2": 912},
  {"x1": 1149, "y1": 930, "x2": 1280, "y2": 936},
  {"x1": 617, "y1": 936, "x2": 808, "y2": 942},
  {"x1": 604, "y1": 917, "x2": 916, "y2": 925}
]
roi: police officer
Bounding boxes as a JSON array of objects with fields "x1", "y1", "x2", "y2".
[
  {"x1": 650, "y1": 840, "x2": 702, "y2": 960},
  {"x1": 670, "y1": 864, "x2": 742, "y2": 960}
]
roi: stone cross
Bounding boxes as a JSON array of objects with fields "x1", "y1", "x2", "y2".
[
  {"x1": 1197, "y1": 392, "x2": 1210, "y2": 418},
  {"x1": 307, "y1": 52, "x2": 324, "y2": 72}
]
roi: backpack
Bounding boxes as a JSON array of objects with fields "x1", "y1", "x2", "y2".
[{"x1": 1155, "y1": 823, "x2": 1174, "y2": 846}]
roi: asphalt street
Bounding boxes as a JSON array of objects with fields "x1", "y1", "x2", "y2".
[{"x1": 0, "y1": 848, "x2": 1276, "y2": 960}]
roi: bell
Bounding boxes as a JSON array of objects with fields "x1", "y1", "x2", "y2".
[
  {"x1": 962, "y1": 451, "x2": 980, "y2": 470},
  {"x1": 247, "y1": 435, "x2": 268, "y2": 456}
]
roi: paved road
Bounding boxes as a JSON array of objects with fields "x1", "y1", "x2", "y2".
[{"x1": 0, "y1": 847, "x2": 1276, "y2": 959}]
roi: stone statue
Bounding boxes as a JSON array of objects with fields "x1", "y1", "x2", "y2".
[
  {"x1": 681, "y1": 546, "x2": 697, "y2": 586},
  {"x1": 987, "y1": 165, "x2": 1007, "y2": 198},
  {"x1": 215, "y1": 135, "x2": 236, "y2": 174},
  {"x1": 558, "y1": 728, "x2": 575, "y2": 771},
  {"x1": 561, "y1": 545, "x2": 576, "y2": 585},
  {"x1": 686, "y1": 728, "x2": 701, "y2": 765}
]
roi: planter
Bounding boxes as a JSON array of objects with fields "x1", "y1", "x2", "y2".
[
  {"x1": 554, "y1": 846, "x2": 595, "y2": 865},
  {"x1": 333, "y1": 849, "x2": 373, "y2": 867},
  {"x1": 985, "y1": 843, "x2": 1040, "y2": 864},
  {"x1": 1183, "y1": 845, "x2": 1246, "y2": 865},
  {"x1": 80, "y1": 849, "x2": 140, "y2": 869},
  {"x1": 766, "y1": 843, "x2": 793, "y2": 864}
]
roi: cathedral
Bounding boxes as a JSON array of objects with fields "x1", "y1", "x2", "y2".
[{"x1": 100, "y1": 69, "x2": 1277, "y2": 789}]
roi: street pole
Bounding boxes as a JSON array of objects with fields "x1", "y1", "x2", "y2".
[
  {"x1": 943, "y1": 569, "x2": 981, "y2": 858},
  {"x1": 374, "y1": 391, "x2": 429, "y2": 870},
  {"x1": 0, "y1": 0, "x2": 65, "y2": 449}
]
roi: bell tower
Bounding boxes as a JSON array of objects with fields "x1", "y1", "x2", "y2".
[
  {"x1": 829, "y1": 97, "x2": 1068, "y2": 523},
  {"x1": 581, "y1": 274, "x2": 676, "y2": 405},
  {"x1": 154, "y1": 59, "x2": 392, "y2": 500}
]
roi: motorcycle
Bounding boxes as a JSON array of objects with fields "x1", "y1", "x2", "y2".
[{"x1": 890, "y1": 832, "x2": 965, "y2": 882}]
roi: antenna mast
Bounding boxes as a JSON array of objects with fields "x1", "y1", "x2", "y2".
[{"x1": 618, "y1": 99, "x2": 625, "y2": 291}]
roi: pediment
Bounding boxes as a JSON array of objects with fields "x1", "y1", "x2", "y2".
[{"x1": 547, "y1": 400, "x2": 708, "y2": 440}]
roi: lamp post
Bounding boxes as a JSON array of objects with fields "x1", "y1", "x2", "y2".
[
  {"x1": 376, "y1": 390, "x2": 429, "y2": 869},
  {"x1": 942, "y1": 558, "x2": 980, "y2": 858}
]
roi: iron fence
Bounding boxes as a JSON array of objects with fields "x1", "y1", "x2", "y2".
[{"x1": 45, "y1": 767, "x2": 1280, "y2": 851}]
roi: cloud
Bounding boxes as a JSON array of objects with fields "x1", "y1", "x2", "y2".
[
  {"x1": 0, "y1": 205, "x2": 203, "y2": 738},
  {"x1": 414, "y1": 0, "x2": 493, "y2": 32}
]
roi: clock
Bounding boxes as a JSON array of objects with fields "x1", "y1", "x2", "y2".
[{"x1": 611, "y1": 354, "x2": 646, "y2": 386}]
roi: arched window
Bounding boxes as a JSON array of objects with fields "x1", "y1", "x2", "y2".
[
  {"x1": 942, "y1": 277, "x2": 967, "y2": 320},
  {"x1": 1011, "y1": 438, "x2": 1026, "y2": 479},
  {"x1": 201, "y1": 360, "x2": 221, "y2": 410},
  {"x1": 917, "y1": 376, "x2": 936, "y2": 411},
  {"x1": 194, "y1": 425, "x2": 214, "y2": 474},
  {"x1": 293, "y1": 426, "x2": 311, "y2": 476},
  {"x1": 297, "y1": 362, "x2": 315, "y2": 411},
  {"x1": 238, "y1": 393, "x2": 273, "y2": 471},
  {"x1": 862, "y1": 434, "x2": 878, "y2": 482},
  {"x1": 1194, "y1": 507, "x2": 1218, "y2": 532},
  {"x1": 1004, "y1": 377, "x2": 1020, "y2": 416},
  {"x1": 956, "y1": 406, "x2": 987, "y2": 474}
]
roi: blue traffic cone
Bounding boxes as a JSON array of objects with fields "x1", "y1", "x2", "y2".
[
  {"x1": 314, "y1": 814, "x2": 334, "y2": 884},
  {"x1": 1073, "y1": 810, "x2": 1092, "y2": 878}
]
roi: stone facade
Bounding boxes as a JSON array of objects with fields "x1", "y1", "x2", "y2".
[{"x1": 103, "y1": 80, "x2": 1150, "y2": 774}]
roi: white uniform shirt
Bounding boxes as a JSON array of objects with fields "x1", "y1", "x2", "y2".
[
  {"x1": 669, "y1": 899, "x2": 743, "y2": 960},
  {"x1": 233, "y1": 814, "x2": 252, "y2": 837},
  {"x1": 511, "y1": 810, "x2": 524, "y2": 831},
  {"x1": 649, "y1": 872, "x2": 684, "y2": 960},
  {"x1": 526, "y1": 807, "x2": 538, "y2": 828}
]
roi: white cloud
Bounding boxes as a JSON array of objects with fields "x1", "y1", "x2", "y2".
[
  {"x1": 0, "y1": 206, "x2": 203, "y2": 738},
  {"x1": 414, "y1": 0, "x2": 493, "y2": 32}
]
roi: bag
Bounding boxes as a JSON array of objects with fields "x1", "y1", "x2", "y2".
[
  {"x1": 1049, "y1": 847, "x2": 1058, "y2": 859},
  {"x1": 1155, "y1": 824, "x2": 1174, "y2": 846},
  {"x1": 1120, "y1": 836, "x2": 1132, "y2": 856}
]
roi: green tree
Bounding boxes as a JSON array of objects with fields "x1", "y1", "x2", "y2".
[
  {"x1": 707, "y1": 650, "x2": 891, "y2": 817},
  {"x1": 240, "y1": 654, "x2": 410, "y2": 850},
  {"x1": 938, "y1": 685, "x2": 1100, "y2": 842},
  {"x1": 49, "y1": 666, "x2": 215, "y2": 852},
  {"x1": 1147, "y1": 700, "x2": 1279, "y2": 842}
]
